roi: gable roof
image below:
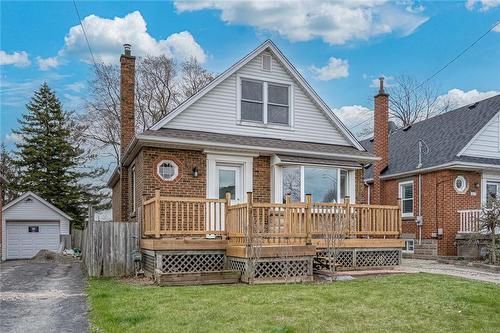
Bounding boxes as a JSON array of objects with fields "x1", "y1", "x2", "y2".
[
  {"x1": 362, "y1": 94, "x2": 500, "y2": 179},
  {"x1": 2, "y1": 191, "x2": 73, "y2": 220},
  {"x1": 149, "y1": 40, "x2": 364, "y2": 151}
]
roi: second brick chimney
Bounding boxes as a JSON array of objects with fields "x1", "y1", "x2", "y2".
[
  {"x1": 372, "y1": 77, "x2": 389, "y2": 205},
  {"x1": 120, "y1": 43, "x2": 136, "y2": 159}
]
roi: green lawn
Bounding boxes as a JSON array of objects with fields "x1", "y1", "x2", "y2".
[{"x1": 87, "y1": 274, "x2": 500, "y2": 333}]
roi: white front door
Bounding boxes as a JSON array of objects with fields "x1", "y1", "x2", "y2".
[{"x1": 216, "y1": 165, "x2": 243, "y2": 204}]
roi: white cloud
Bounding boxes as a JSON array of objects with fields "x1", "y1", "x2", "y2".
[
  {"x1": 37, "y1": 56, "x2": 60, "y2": 71},
  {"x1": 58, "y1": 11, "x2": 206, "y2": 65},
  {"x1": 65, "y1": 81, "x2": 86, "y2": 93},
  {"x1": 175, "y1": 1, "x2": 429, "y2": 45},
  {"x1": 436, "y1": 88, "x2": 499, "y2": 109},
  {"x1": 465, "y1": 0, "x2": 500, "y2": 11},
  {"x1": 369, "y1": 75, "x2": 395, "y2": 88},
  {"x1": 310, "y1": 57, "x2": 349, "y2": 81},
  {"x1": 332, "y1": 105, "x2": 373, "y2": 129},
  {"x1": 0, "y1": 50, "x2": 31, "y2": 67}
]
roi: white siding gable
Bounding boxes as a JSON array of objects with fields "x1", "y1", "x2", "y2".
[
  {"x1": 3, "y1": 195, "x2": 70, "y2": 235},
  {"x1": 164, "y1": 51, "x2": 350, "y2": 146},
  {"x1": 461, "y1": 111, "x2": 500, "y2": 159}
]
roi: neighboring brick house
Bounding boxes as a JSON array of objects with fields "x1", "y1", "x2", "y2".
[
  {"x1": 362, "y1": 84, "x2": 500, "y2": 257},
  {"x1": 108, "y1": 41, "x2": 377, "y2": 223}
]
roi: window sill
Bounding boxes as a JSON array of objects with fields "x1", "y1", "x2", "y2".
[
  {"x1": 402, "y1": 216, "x2": 415, "y2": 221},
  {"x1": 236, "y1": 120, "x2": 294, "y2": 131}
]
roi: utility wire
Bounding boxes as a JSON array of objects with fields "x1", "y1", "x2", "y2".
[
  {"x1": 72, "y1": 0, "x2": 98, "y2": 68},
  {"x1": 348, "y1": 21, "x2": 499, "y2": 131}
]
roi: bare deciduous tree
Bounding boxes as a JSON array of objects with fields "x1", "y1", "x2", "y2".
[
  {"x1": 388, "y1": 75, "x2": 456, "y2": 127},
  {"x1": 479, "y1": 198, "x2": 500, "y2": 264},
  {"x1": 80, "y1": 56, "x2": 215, "y2": 166}
]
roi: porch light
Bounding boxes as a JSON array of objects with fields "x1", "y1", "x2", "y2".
[{"x1": 192, "y1": 167, "x2": 199, "y2": 178}]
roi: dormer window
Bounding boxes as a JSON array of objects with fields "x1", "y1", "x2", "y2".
[{"x1": 238, "y1": 75, "x2": 292, "y2": 127}]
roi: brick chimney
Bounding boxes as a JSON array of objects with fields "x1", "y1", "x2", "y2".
[
  {"x1": 372, "y1": 77, "x2": 389, "y2": 205},
  {"x1": 119, "y1": 44, "x2": 135, "y2": 222},
  {"x1": 120, "y1": 43, "x2": 136, "y2": 159}
]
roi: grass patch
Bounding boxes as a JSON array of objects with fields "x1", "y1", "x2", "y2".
[{"x1": 87, "y1": 273, "x2": 500, "y2": 333}]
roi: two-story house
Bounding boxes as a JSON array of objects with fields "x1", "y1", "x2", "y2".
[{"x1": 109, "y1": 41, "x2": 404, "y2": 284}]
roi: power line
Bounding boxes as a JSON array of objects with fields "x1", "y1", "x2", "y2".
[
  {"x1": 72, "y1": 0, "x2": 98, "y2": 68},
  {"x1": 348, "y1": 21, "x2": 499, "y2": 131}
]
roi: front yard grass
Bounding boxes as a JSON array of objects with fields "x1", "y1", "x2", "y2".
[{"x1": 87, "y1": 273, "x2": 500, "y2": 333}]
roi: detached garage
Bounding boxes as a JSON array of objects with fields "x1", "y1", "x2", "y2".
[{"x1": 2, "y1": 192, "x2": 71, "y2": 260}]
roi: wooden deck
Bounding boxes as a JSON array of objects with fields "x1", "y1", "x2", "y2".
[{"x1": 142, "y1": 191, "x2": 403, "y2": 255}]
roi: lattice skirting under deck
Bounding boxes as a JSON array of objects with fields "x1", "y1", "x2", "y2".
[
  {"x1": 156, "y1": 250, "x2": 226, "y2": 273},
  {"x1": 227, "y1": 256, "x2": 313, "y2": 283},
  {"x1": 316, "y1": 248, "x2": 401, "y2": 270}
]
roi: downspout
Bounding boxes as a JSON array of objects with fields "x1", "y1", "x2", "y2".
[{"x1": 418, "y1": 174, "x2": 422, "y2": 245}]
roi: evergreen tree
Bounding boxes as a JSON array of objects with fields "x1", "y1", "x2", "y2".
[
  {"x1": 13, "y1": 83, "x2": 106, "y2": 228},
  {"x1": 0, "y1": 143, "x2": 19, "y2": 203}
]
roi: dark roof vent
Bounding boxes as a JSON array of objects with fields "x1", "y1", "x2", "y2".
[
  {"x1": 388, "y1": 121, "x2": 399, "y2": 135},
  {"x1": 364, "y1": 163, "x2": 372, "y2": 169},
  {"x1": 402, "y1": 125, "x2": 412, "y2": 131},
  {"x1": 369, "y1": 138, "x2": 374, "y2": 142},
  {"x1": 468, "y1": 102, "x2": 479, "y2": 110}
]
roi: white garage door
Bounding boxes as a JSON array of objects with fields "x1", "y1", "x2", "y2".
[{"x1": 6, "y1": 221, "x2": 60, "y2": 259}]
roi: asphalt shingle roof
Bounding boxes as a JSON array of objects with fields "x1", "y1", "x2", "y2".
[
  {"x1": 361, "y1": 94, "x2": 500, "y2": 179},
  {"x1": 140, "y1": 128, "x2": 374, "y2": 160}
]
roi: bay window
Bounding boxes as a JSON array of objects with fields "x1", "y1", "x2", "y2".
[
  {"x1": 282, "y1": 165, "x2": 350, "y2": 203},
  {"x1": 239, "y1": 76, "x2": 291, "y2": 126}
]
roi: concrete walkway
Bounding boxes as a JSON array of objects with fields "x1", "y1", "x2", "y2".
[
  {"x1": 0, "y1": 259, "x2": 88, "y2": 333},
  {"x1": 400, "y1": 259, "x2": 500, "y2": 284}
]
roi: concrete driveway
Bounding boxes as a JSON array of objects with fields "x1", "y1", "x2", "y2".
[{"x1": 0, "y1": 259, "x2": 88, "y2": 333}]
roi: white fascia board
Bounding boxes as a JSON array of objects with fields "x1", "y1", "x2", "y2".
[
  {"x1": 149, "y1": 40, "x2": 365, "y2": 151},
  {"x1": 379, "y1": 161, "x2": 500, "y2": 180},
  {"x1": 2, "y1": 192, "x2": 73, "y2": 220}
]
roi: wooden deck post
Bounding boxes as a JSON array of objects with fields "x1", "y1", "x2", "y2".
[
  {"x1": 305, "y1": 194, "x2": 312, "y2": 245},
  {"x1": 225, "y1": 192, "x2": 231, "y2": 238},
  {"x1": 246, "y1": 192, "x2": 253, "y2": 246},
  {"x1": 345, "y1": 196, "x2": 351, "y2": 237},
  {"x1": 155, "y1": 190, "x2": 161, "y2": 238},
  {"x1": 397, "y1": 197, "x2": 402, "y2": 237}
]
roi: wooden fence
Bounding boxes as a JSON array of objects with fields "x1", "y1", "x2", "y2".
[{"x1": 73, "y1": 207, "x2": 140, "y2": 277}]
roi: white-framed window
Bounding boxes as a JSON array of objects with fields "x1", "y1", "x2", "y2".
[
  {"x1": 157, "y1": 160, "x2": 179, "y2": 181},
  {"x1": 399, "y1": 180, "x2": 414, "y2": 218},
  {"x1": 281, "y1": 165, "x2": 350, "y2": 203},
  {"x1": 486, "y1": 181, "x2": 500, "y2": 208},
  {"x1": 454, "y1": 175, "x2": 468, "y2": 193},
  {"x1": 131, "y1": 165, "x2": 136, "y2": 212},
  {"x1": 238, "y1": 75, "x2": 292, "y2": 127},
  {"x1": 402, "y1": 239, "x2": 414, "y2": 253}
]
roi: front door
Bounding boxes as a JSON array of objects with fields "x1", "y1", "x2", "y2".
[{"x1": 216, "y1": 165, "x2": 243, "y2": 204}]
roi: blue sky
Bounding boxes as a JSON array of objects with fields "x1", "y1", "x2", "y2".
[{"x1": 1, "y1": 0, "x2": 499, "y2": 148}]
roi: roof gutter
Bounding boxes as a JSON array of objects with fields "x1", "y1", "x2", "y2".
[
  {"x1": 107, "y1": 167, "x2": 120, "y2": 188},
  {"x1": 376, "y1": 161, "x2": 500, "y2": 180}
]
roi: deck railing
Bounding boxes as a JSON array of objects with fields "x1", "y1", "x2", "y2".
[
  {"x1": 458, "y1": 209, "x2": 482, "y2": 234},
  {"x1": 143, "y1": 191, "x2": 226, "y2": 238},
  {"x1": 143, "y1": 191, "x2": 402, "y2": 243}
]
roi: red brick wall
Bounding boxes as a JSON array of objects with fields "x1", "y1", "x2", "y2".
[
  {"x1": 253, "y1": 156, "x2": 271, "y2": 203},
  {"x1": 355, "y1": 169, "x2": 366, "y2": 204},
  {"x1": 111, "y1": 181, "x2": 121, "y2": 221},
  {"x1": 375, "y1": 170, "x2": 481, "y2": 256}
]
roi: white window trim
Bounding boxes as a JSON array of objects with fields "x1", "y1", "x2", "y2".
[
  {"x1": 236, "y1": 74, "x2": 294, "y2": 129},
  {"x1": 453, "y1": 175, "x2": 468, "y2": 194},
  {"x1": 399, "y1": 180, "x2": 414, "y2": 218},
  {"x1": 402, "y1": 239, "x2": 415, "y2": 253},
  {"x1": 157, "y1": 160, "x2": 179, "y2": 181},
  {"x1": 275, "y1": 164, "x2": 355, "y2": 203}
]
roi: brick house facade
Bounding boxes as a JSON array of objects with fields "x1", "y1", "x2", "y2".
[{"x1": 362, "y1": 81, "x2": 500, "y2": 256}]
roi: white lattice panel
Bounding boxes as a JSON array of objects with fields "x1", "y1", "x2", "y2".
[
  {"x1": 159, "y1": 253, "x2": 225, "y2": 273},
  {"x1": 355, "y1": 250, "x2": 400, "y2": 268}
]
